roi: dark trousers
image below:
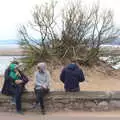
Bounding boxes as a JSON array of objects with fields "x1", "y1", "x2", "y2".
[
  {"x1": 15, "y1": 85, "x2": 23, "y2": 112},
  {"x1": 35, "y1": 88, "x2": 49, "y2": 110},
  {"x1": 65, "y1": 87, "x2": 80, "y2": 92}
]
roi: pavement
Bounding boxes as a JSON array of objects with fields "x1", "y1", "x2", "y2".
[{"x1": 1, "y1": 111, "x2": 120, "y2": 120}]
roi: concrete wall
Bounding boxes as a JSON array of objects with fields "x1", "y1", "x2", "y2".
[{"x1": 1, "y1": 91, "x2": 120, "y2": 112}]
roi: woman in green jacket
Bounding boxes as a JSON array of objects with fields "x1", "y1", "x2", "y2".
[{"x1": 9, "y1": 63, "x2": 24, "y2": 114}]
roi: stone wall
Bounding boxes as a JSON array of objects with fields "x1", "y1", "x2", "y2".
[{"x1": 1, "y1": 91, "x2": 120, "y2": 112}]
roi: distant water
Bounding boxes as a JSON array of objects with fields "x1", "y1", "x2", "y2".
[
  {"x1": 0, "y1": 44, "x2": 19, "y2": 49},
  {"x1": 0, "y1": 40, "x2": 18, "y2": 44},
  {"x1": 0, "y1": 39, "x2": 19, "y2": 49},
  {"x1": 0, "y1": 56, "x2": 21, "y2": 75}
]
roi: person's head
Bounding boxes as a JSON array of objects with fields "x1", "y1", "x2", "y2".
[
  {"x1": 37, "y1": 62, "x2": 47, "y2": 73},
  {"x1": 9, "y1": 63, "x2": 18, "y2": 72},
  {"x1": 70, "y1": 58, "x2": 80, "y2": 66},
  {"x1": 11, "y1": 60, "x2": 19, "y2": 65},
  {"x1": 70, "y1": 58, "x2": 84, "y2": 66},
  {"x1": 71, "y1": 58, "x2": 77, "y2": 64}
]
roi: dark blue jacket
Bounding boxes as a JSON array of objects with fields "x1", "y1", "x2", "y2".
[
  {"x1": 1, "y1": 68, "x2": 16, "y2": 96},
  {"x1": 60, "y1": 64, "x2": 85, "y2": 91}
]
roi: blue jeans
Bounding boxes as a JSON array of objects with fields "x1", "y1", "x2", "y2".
[
  {"x1": 35, "y1": 88, "x2": 49, "y2": 110},
  {"x1": 15, "y1": 84, "x2": 23, "y2": 112}
]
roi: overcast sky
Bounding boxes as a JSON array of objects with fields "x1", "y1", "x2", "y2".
[{"x1": 0, "y1": 0, "x2": 120, "y2": 40}]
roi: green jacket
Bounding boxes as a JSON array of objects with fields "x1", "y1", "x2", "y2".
[{"x1": 9, "y1": 63, "x2": 20, "y2": 82}]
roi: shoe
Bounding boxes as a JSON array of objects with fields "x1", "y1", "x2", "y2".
[
  {"x1": 16, "y1": 111, "x2": 24, "y2": 115},
  {"x1": 10, "y1": 101, "x2": 16, "y2": 105},
  {"x1": 41, "y1": 109, "x2": 46, "y2": 115},
  {"x1": 32, "y1": 103, "x2": 38, "y2": 109}
]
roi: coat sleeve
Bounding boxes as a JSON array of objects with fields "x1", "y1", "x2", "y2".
[
  {"x1": 78, "y1": 69, "x2": 85, "y2": 82},
  {"x1": 18, "y1": 69, "x2": 29, "y2": 83},
  {"x1": 4, "y1": 68, "x2": 10, "y2": 81},
  {"x1": 60, "y1": 68, "x2": 65, "y2": 83}
]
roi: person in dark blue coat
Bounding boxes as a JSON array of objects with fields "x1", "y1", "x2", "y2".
[{"x1": 60, "y1": 60, "x2": 85, "y2": 92}]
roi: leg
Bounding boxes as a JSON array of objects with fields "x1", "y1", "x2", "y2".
[
  {"x1": 39, "y1": 95, "x2": 44, "y2": 110},
  {"x1": 32, "y1": 89, "x2": 40, "y2": 109},
  {"x1": 35, "y1": 89, "x2": 45, "y2": 109},
  {"x1": 39, "y1": 90, "x2": 46, "y2": 114},
  {"x1": 35, "y1": 89, "x2": 40, "y2": 105},
  {"x1": 15, "y1": 85, "x2": 22, "y2": 112},
  {"x1": 35, "y1": 89, "x2": 48, "y2": 114},
  {"x1": 10, "y1": 85, "x2": 16, "y2": 105},
  {"x1": 11, "y1": 95, "x2": 16, "y2": 105}
]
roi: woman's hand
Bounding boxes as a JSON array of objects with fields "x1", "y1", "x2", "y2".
[{"x1": 15, "y1": 80, "x2": 23, "y2": 84}]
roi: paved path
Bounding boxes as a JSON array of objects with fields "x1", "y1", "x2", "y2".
[{"x1": 1, "y1": 112, "x2": 120, "y2": 120}]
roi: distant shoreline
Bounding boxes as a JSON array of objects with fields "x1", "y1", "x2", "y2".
[
  {"x1": 0, "y1": 48, "x2": 24, "y2": 56},
  {"x1": 0, "y1": 54, "x2": 24, "y2": 57}
]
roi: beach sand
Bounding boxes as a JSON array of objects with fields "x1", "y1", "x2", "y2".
[{"x1": 0, "y1": 64, "x2": 120, "y2": 92}]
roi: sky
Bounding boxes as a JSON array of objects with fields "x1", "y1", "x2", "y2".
[{"x1": 0, "y1": 0, "x2": 120, "y2": 41}]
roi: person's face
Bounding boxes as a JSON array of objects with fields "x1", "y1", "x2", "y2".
[{"x1": 38, "y1": 67, "x2": 43, "y2": 72}]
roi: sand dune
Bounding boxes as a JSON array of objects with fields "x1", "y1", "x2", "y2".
[{"x1": 1, "y1": 63, "x2": 120, "y2": 92}]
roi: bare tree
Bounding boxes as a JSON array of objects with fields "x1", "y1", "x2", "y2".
[
  {"x1": 18, "y1": 1, "x2": 58, "y2": 67},
  {"x1": 59, "y1": 0, "x2": 120, "y2": 64},
  {"x1": 18, "y1": 0, "x2": 120, "y2": 67}
]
